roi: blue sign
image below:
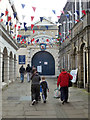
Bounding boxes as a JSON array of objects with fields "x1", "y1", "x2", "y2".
[{"x1": 19, "y1": 55, "x2": 25, "y2": 64}]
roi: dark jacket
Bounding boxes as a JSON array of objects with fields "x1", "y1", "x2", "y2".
[
  {"x1": 19, "y1": 66, "x2": 25, "y2": 73},
  {"x1": 40, "y1": 81, "x2": 48, "y2": 90},
  {"x1": 57, "y1": 71, "x2": 73, "y2": 87},
  {"x1": 31, "y1": 73, "x2": 41, "y2": 85},
  {"x1": 26, "y1": 65, "x2": 32, "y2": 72}
]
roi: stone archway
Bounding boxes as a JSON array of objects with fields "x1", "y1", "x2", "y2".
[
  {"x1": 31, "y1": 51, "x2": 55, "y2": 75},
  {"x1": 79, "y1": 43, "x2": 87, "y2": 88}
]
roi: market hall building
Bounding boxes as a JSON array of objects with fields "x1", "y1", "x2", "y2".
[
  {"x1": 17, "y1": 18, "x2": 59, "y2": 77},
  {"x1": 58, "y1": 1, "x2": 90, "y2": 91},
  {"x1": 0, "y1": 0, "x2": 19, "y2": 87}
]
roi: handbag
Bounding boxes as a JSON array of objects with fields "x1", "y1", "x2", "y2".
[
  {"x1": 68, "y1": 73, "x2": 72, "y2": 87},
  {"x1": 68, "y1": 80, "x2": 72, "y2": 87}
]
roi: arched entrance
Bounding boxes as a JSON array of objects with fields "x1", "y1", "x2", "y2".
[
  {"x1": 31, "y1": 51, "x2": 55, "y2": 75},
  {"x1": 80, "y1": 43, "x2": 87, "y2": 88}
]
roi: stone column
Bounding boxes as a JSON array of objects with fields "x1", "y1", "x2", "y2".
[
  {"x1": 71, "y1": 53, "x2": 75, "y2": 70},
  {"x1": 9, "y1": 58, "x2": 14, "y2": 82},
  {"x1": 77, "y1": 51, "x2": 83, "y2": 88},
  {"x1": 12, "y1": 59, "x2": 14, "y2": 82},
  {"x1": 87, "y1": 47, "x2": 90, "y2": 92},
  {"x1": 75, "y1": 0, "x2": 77, "y2": 23},
  {"x1": 83, "y1": 51, "x2": 86, "y2": 88},
  {"x1": 27, "y1": 48, "x2": 31, "y2": 65},
  {"x1": 85, "y1": 48, "x2": 88, "y2": 91},
  {"x1": 67, "y1": 54, "x2": 70, "y2": 70},
  {"x1": 79, "y1": 0, "x2": 82, "y2": 18},
  {"x1": 14, "y1": 60, "x2": 17, "y2": 81},
  {"x1": 0, "y1": 52, "x2": 2, "y2": 120},
  {"x1": 0, "y1": 53, "x2": 3, "y2": 84},
  {"x1": 9, "y1": 58, "x2": 12, "y2": 82},
  {"x1": 4, "y1": 56, "x2": 9, "y2": 84}
]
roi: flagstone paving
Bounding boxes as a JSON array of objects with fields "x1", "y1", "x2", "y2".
[{"x1": 1, "y1": 78, "x2": 89, "y2": 119}]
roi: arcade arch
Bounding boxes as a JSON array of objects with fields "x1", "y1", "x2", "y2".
[
  {"x1": 79, "y1": 43, "x2": 87, "y2": 88},
  {"x1": 31, "y1": 51, "x2": 55, "y2": 75},
  {"x1": 2, "y1": 47, "x2": 17, "y2": 83}
]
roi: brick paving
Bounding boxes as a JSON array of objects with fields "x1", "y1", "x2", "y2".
[{"x1": 1, "y1": 78, "x2": 89, "y2": 119}]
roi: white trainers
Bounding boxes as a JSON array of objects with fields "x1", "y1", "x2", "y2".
[{"x1": 32, "y1": 99, "x2": 36, "y2": 105}]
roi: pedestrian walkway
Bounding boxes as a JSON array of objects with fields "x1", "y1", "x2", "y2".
[{"x1": 2, "y1": 78, "x2": 89, "y2": 119}]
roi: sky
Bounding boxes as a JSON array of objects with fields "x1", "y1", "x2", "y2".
[{"x1": 13, "y1": 0, "x2": 67, "y2": 26}]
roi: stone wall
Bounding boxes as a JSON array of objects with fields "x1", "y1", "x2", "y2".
[
  {"x1": 0, "y1": 24, "x2": 18, "y2": 85},
  {"x1": 58, "y1": 11, "x2": 90, "y2": 91},
  {"x1": 17, "y1": 45, "x2": 59, "y2": 77}
]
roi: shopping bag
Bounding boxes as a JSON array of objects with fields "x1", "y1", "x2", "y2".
[{"x1": 54, "y1": 89, "x2": 60, "y2": 98}]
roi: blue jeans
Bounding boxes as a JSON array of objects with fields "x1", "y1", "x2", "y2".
[
  {"x1": 42, "y1": 89, "x2": 47, "y2": 100},
  {"x1": 20, "y1": 73, "x2": 24, "y2": 82}
]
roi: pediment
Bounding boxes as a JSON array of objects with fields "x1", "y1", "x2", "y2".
[{"x1": 34, "y1": 18, "x2": 56, "y2": 26}]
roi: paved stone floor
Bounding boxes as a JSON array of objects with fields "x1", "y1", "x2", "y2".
[{"x1": 1, "y1": 78, "x2": 89, "y2": 119}]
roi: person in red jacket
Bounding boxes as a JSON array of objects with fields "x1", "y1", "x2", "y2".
[{"x1": 57, "y1": 68, "x2": 73, "y2": 104}]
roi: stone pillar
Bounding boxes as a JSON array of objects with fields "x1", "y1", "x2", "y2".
[
  {"x1": 67, "y1": 54, "x2": 70, "y2": 70},
  {"x1": 85, "y1": 48, "x2": 88, "y2": 91},
  {"x1": 4, "y1": 56, "x2": 9, "y2": 84},
  {"x1": 83, "y1": 51, "x2": 86, "y2": 88},
  {"x1": 9, "y1": 58, "x2": 12, "y2": 82},
  {"x1": 14, "y1": 60, "x2": 17, "y2": 81},
  {"x1": 27, "y1": 48, "x2": 31, "y2": 65},
  {"x1": 71, "y1": 54, "x2": 75, "y2": 70},
  {"x1": 79, "y1": 0, "x2": 82, "y2": 18},
  {"x1": 0, "y1": 52, "x2": 2, "y2": 120},
  {"x1": 77, "y1": 51, "x2": 83, "y2": 88},
  {"x1": 9, "y1": 58, "x2": 14, "y2": 82},
  {"x1": 0, "y1": 53, "x2": 3, "y2": 84},
  {"x1": 75, "y1": 0, "x2": 77, "y2": 23},
  {"x1": 12, "y1": 59, "x2": 14, "y2": 81},
  {"x1": 86, "y1": 47, "x2": 90, "y2": 92}
]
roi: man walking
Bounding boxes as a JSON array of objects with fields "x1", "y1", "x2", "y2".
[
  {"x1": 57, "y1": 68, "x2": 73, "y2": 104},
  {"x1": 19, "y1": 65, "x2": 25, "y2": 83},
  {"x1": 31, "y1": 68, "x2": 41, "y2": 105},
  {"x1": 26, "y1": 64, "x2": 32, "y2": 82}
]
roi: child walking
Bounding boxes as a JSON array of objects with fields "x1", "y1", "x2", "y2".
[{"x1": 40, "y1": 76, "x2": 49, "y2": 103}]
